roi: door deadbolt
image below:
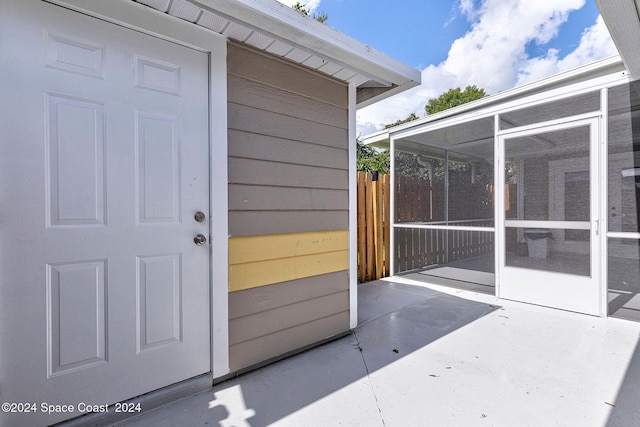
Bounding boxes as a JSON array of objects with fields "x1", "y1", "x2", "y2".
[
  {"x1": 194, "y1": 212, "x2": 206, "y2": 222},
  {"x1": 194, "y1": 234, "x2": 207, "y2": 246}
]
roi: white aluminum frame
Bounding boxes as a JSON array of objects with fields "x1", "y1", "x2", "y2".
[
  {"x1": 366, "y1": 58, "x2": 626, "y2": 148},
  {"x1": 599, "y1": 87, "x2": 609, "y2": 317},
  {"x1": 390, "y1": 134, "x2": 396, "y2": 275},
  {"x1": 394, "y1": 224, "x2": 495, "y2": 232}
]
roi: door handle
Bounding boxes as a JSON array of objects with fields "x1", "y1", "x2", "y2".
[{"x1": 194, "y1": 234, "x2": 207, "y2": 246}]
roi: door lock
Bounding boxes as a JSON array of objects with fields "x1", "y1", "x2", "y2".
[
  {"x1": 194, "y1": 212, "x2": 206, "y2": 222},
  {"x1": 194, "y1": 234, "x2": 207, "y2": 246}
]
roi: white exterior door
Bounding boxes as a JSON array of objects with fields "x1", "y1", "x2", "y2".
[
  {"x1": 497, "y1": 118, "x2": 602, "y2": 315},
  {"x1": 0, "y1": 2, "x2": 211, "y2": 425}
]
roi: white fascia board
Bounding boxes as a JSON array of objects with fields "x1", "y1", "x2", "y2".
[
  {"x1": 191, "y1": 0, "x2": 421, "y2": 89},
  {"x1": 595, "y1": 0, "x2": 640, "y2": 79},
  {"x1": 361, "y1": 129, "x2": 391, "y2": 150}
]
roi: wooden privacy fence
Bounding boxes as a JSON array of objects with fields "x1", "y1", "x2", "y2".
[
  {"x1": 394, "y1": 176, "x2": 495, "y2": 273},
  {"x1": 357, "y1": 172, "x2": 390, "y2": 282},
  {"x1": 394, "y1": 223, "x2": 494, "y2": 273},
  {"x1": 357, "y1": 173, "x2": 496, "y2": 282}
]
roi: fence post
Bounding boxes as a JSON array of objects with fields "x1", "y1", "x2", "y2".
[
  {"x1": 365, "y1": 172, "x2": 374, "y2": 281},
  {"x1": 357, "y1": 172, "x2": 366, "y2": 282}
]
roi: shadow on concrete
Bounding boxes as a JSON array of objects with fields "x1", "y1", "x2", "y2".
[
  {"x1": 606, "y1": 337, "x2": 640, "y2": 427},
  {"x1": 194, "y1": 280, "x2": 499, "y2": 427},
  {"x1": 608, "y1": 252, "x2": 640, "y2": 322}
]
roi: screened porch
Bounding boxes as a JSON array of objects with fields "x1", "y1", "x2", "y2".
[{"x1": 373, "y1": 68, "x2": 640, "y2": 320}]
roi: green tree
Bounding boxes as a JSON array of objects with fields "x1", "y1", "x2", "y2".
[
  {"x1": 292, "y1": 2, "x2": 329, "y2": 23},
  {"x1": 389, "y1": 87, "x2": 487, "y2": 179},
  {"x1": 384, "y1": 113, "x2": 419, "y2": 129},
  {"x1": 356, "y1": 113, "x2": 420, "y2": 174},
  {"x1": 356, "y1": 139, "x2": 389, "y2": 173},
  {"x1": 425, "y1": 85, "x2": 486, "y2": 115},
  {"x1": 357, "y1": 86, "x2": 488, "y2": 178},
  {"x1": 382, "y1": 113, "x2": 426, "y2": 178}
]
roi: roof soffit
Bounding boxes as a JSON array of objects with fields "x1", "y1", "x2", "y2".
[
  {"x1": 596, "y1": 0, "x2": 640, "y2": 79},
  {"x1": 134, "y1": 0, "x2": 420, "y2": 106}
]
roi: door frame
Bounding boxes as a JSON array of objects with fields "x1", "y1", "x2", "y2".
[
  {"x1": 46, "y1": 0, "x2": 231, "y2": 378},
  {"x1": 495, "y1": 114, "x2": 604, "y2": 316}
]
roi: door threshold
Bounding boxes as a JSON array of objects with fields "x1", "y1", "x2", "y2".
[{"x1": 54, "y1": 374, "x2": 212, "y2": 427}]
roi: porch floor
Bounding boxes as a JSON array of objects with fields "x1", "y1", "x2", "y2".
[{"x1": 115, "y1": 277, "x2": 639, "y2": 426}]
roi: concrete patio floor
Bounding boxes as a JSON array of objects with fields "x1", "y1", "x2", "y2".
[{"x1": 113, "y1": 277, "x2": 640, "y2": 426}]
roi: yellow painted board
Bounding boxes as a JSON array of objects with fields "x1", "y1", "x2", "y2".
[
  {"x1": 229, "y1": 230, "x2": 348, "y2": 265},
  {"x1": 229, "y1": 250, "x2": 349, "y2": 292}
]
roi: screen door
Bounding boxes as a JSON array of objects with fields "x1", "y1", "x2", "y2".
[{"x1": 497, "y1": 118, "x2": 601, "y2": 315}]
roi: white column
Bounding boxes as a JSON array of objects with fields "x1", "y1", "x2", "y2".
[
  {"x1": 348, "y1": 83, "x2": 358, "y2": 329},
  {"x1": 210, "y1": 37, "x2": 230, "y2": 378}
]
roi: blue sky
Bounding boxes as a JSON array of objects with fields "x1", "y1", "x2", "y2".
[{"x1": 277, "y1": 0, "x2": 618, "y2": 135}]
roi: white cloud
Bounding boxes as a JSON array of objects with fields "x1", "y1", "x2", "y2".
[
  {"x1": 516, "y1": 14, "x2": 618, "y2": 85},
  {"x1": 458, "y1": 0, "x2": 480, "y2": 21},
  {"x1": 276, "y1": 0, "x2": 321, "y2": 13},
  {"x1": 357, "y1": 0, "x2": 618, "y2": 136}
]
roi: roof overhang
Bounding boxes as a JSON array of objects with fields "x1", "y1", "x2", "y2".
[
  {"x1": 596, "y1": 0, "x2": 640, "y2": 79},
  {"x1": 127, "y1": 0, "x2": 421, "y2": 108}
]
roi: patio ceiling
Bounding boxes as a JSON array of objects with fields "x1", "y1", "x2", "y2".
[
  {"x1": 132, "y1": 0, "x2": 421, "y2": 107},
  {"x1": 395, "y1": 117, "x2": 495, "y2": 162},
  {"x1": 596, "y1": 0, "x2": 640, "y2": 80}
]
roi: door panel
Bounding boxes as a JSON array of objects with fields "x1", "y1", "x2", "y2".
[
  {"x1": 498, "y1": 119, "x2": 601, "y2": 315},
  {"x1": 47, "y1": 94, "x2": 107, "y2": 227},
  {"x1": 0, "y1": 2, "x2": 210, "y2": 425}
]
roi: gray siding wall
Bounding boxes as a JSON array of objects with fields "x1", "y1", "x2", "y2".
[
  {"x1": 226, "y1": 42, "x2": 351, "y2": 373},
  {"x1": 227, "y1": 42, "x2": 349, "y2": 237},
  {"x1": 228, "y1": 272, "x2": 350, "y2": 371}
]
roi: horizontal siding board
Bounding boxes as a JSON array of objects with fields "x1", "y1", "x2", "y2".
[
  {"x1": 229, "y1": 250, "x2": 349, "y2": 291},
  {"x1": 229, "y1": 157, "x2": 348, "y2": 190},
  {"x1": 229, "y1": 311, "x2": 350, "y2": 372},
  {"x1": 229, "y1": 211, "x2": 348, "y2": 236},
  {"x1": 228, "y1": 130, "x2": 348, "y2": 169},
  {"x1": 229, "y1": 230, "x2": 348, "y2": 265},
  {"x1": 229, "y1": 185, "x2": 348, "y2": 211},
  {"x1": 228, "y1": 231, "x2": 349, "y2": 291},
  {"x1": 228, "y1": 271, "x2": 349, "y2": 319},
  {"x1": 225, "y1": 40, "x2": 351, "y2": 263},
  {"x1": 227, "y1": 42, "x2": 348, "y2": 109},
  {"x1": 228, "y1": 75, "x2": 347, "y2": 128},
  {"x1": 229, "y1": 290, "x2": 349, "y2": 345},
  {"x1": 228, "y1": 103, "x2": 348, "y2": 149}
]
